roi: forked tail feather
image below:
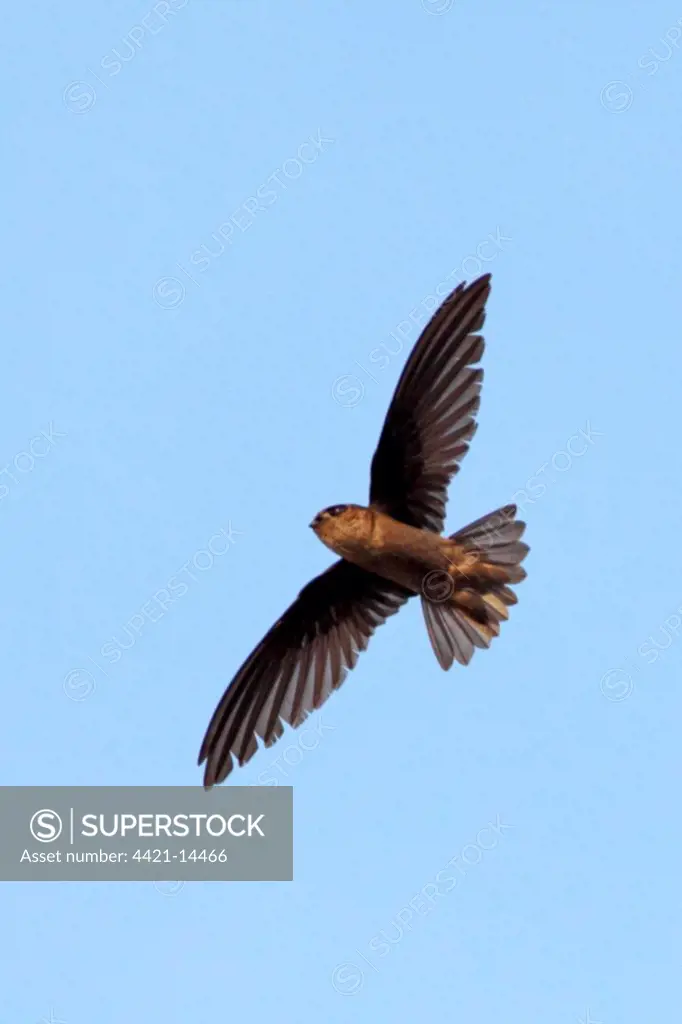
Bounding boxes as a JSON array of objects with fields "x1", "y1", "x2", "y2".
[{"x1": 421, "y1": 503, "x2": 529, "y2": 669}]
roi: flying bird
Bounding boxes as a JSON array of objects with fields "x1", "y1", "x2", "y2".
[{"x1": 199, "y1": 273, "x2": 529, "y2": 786}]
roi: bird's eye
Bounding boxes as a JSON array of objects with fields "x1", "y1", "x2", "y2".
[{"x1": 325, "y1": 505, "x2": 347, "y2": 517}]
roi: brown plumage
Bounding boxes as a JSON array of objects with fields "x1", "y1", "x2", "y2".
[{"x1": 198, "y1": 273, "x2": 529, "y2": 786}]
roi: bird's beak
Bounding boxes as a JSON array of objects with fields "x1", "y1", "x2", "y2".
[{"x1": 309, "y1": 520, "x2": 316, "y2": 530}]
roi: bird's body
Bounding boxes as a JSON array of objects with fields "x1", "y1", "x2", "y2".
[
  {"x1": 313, "y1": 504, "x2": 450, "y2": 589},
  {"x1": 198, "y1": 272, "x2": 530, "y2": 787},
  {"x1": 313, "y1": 505, "x2": 474, "y2": 593}
]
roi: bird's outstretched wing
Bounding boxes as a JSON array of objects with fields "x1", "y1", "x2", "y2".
[
  {"x1": 199, "y1": 560, "x2": 410, "y2": 786},
  {"x1": 369, "y1": 274, "x2": 491, "y2": 533}
]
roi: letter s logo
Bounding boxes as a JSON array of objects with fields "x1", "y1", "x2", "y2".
[{"x1": 30, "y1": 809, "x2": 63, "y2": 842}]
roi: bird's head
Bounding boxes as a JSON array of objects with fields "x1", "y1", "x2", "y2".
[{"x1": 309, "y1": 503, "x2": 369, "y2": 552}]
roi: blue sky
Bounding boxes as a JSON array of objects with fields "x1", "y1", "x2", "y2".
[{"x1": 2, "y1": 1, "x2": 682, "y2": 1021}]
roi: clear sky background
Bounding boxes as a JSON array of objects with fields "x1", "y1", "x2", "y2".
[{"x1": 2, "y1": 1, "x2": 681, "y2": 1021}]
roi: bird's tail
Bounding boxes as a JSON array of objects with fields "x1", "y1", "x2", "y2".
[{"x1": 421, "y1": 504, "x2": 529, "y2": 669}]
